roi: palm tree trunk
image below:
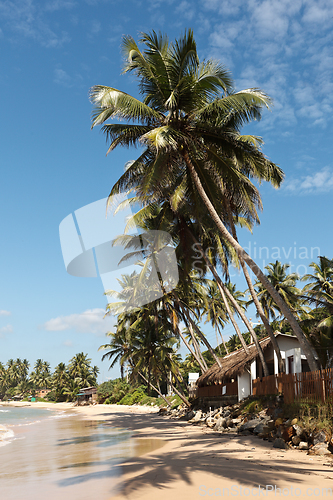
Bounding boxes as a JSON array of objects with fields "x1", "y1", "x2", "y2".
[
  {"x1": 138, "y1": 371, "x2": 169, "y2": 405},
  {"x1": 175, "y1": 296, "x2": 223, "y2": 369},
  {"x1": 185, "y1": 318, "x2": 209, "y2": 370},
  {"x1": 172, "y1": 292, "x2": 219, "y2": 368},
  {"x1": 216, "y1": 321, "x2": 229, "y2": 354},
  {"x1": 224, "y1": 198, "x2": 285, "y2": 373},
  {"x1": 178, "y1": 324, "x2": 208, "y2": 373},
  {"x1": 215, "y1": 326, "x2": 222, "y2": 354},
  {"x1": 190, "y1": 234, "x2": 269, "y2": 376},
  {"x1": 161, "y1": 368, "x2": 191, "y2": 407},
  {"x1": 218, "y1": 281, "x2": 250, "y2": 354},
  {"x1": 183, "y1": 151, "x2": 321, "y2": 372},
  {"x1": 164, "y1": 302, "x2": 208, "y2": 372}
]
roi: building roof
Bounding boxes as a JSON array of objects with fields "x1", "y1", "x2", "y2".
[
  {"x1": 197, "y1": 333, "x2": 294, "y2": 387},
  {"x1": 79, "y1": 386, "x2": 97, "y2": 394}
]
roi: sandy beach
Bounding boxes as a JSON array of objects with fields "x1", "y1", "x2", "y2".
[{"x1": 3, "y1": 402, "x2": 333, "y2": 499}]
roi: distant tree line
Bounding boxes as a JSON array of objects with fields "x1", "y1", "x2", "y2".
[{"x1": 0, "y1": 353, "x2": 99, "y2": 402}]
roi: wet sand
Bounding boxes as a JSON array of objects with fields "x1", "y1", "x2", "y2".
[
  {"x1": 0, "y1": 403, "x2": 164, "y2": 500},
  {"x1": 3, "y1": 403, "x2": 333, "y2": 500}
]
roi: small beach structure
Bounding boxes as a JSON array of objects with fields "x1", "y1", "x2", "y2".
[
  {"x1": 77, "y1": 386, "x2": 97, "y2": 405},
  {"x1": 196, "y1": 333, "x2": 310, "y2": 402}
]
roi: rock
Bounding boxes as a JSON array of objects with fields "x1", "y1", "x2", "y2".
[
  {"x1": 184, "y1": 410, "x2": 195, "y2": 421},
  {"x1": 273, "y1": 408, "x2": 283, "y2": 419},
  {"x1": 291, "y1": 418, "x2": 298, "y2": 425},
  {"x1": 254, "y1": 419, "x2": 275, "y2": 435},
  {"x1": 282, "y1": 426, "x2": 295, "y2": 442},
  {"x1": 238, "y1": 419, "x2": 261, "y2": 432},
  {"x1": 190, "y1": 410, "x2": 202, "y2": 422},
  {"x1": 313, "y1": 431, "x2": 328, "y2": 445},
  {"x1": 214, "y1": 417, "x2": 227, "y2": 430},
  {"x1": 226, "y1": 418, "x2": 233, "y2": 428},
  {"x1": 275, "y1": 418, "x2": 283, "y2": 427},
  {"x1": 293, "y1": 424, "x2": 305, "y2": 438},
  {"x1": 273, "y1": 438, "x2": 287, "y2": 449},
  {"x1": 308, "y1": 443, "x2": 331, "y2": 456},
  {"x1": 276, "y1": 426, "x2": 284, "y2": 438},
  {"x1": 253, "y1": 422, "x2": 267, "y2": 435},
  {"x1": 205, "y1": 418, "x2": 215, "y2": 428},
  {"x1": 299, "y1": 441, "x2": 309, "y2": 450},
  {"x1": 292, "y1": 436, "x2": 301, "y2": 446},
  {"x1": 258, "y1": 409, "x2": 268, "y2": 418},
  {"x1": 329, "y1": 437, "x2": 333, "y2": 453},
  {"x1": 232, "y1": 417, "x2": 243, "y2": 425}
]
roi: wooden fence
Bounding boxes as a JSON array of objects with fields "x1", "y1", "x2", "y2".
[
  {"x1": 252, "y1": 368, "x2": 333, "y2": 404},
  {"x1": 197, "y1": 381, "x2": 238, "y2": 398}
]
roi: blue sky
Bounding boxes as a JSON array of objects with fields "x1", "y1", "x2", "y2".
[{"x1": 0, "y1": 0, "x2": 332, "y2": 381}]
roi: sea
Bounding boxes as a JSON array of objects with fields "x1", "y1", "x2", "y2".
[{"x1": 0, "y1": 405, "x2": 162, "y2": 500}]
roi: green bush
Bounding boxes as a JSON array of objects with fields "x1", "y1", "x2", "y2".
[{"x1": 46, "y1": 391, "x2": 56, "y2": 402}]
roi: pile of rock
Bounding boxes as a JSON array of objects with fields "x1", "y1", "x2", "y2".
[{"x1": 160, "y1": 403, "x2": 333, "y2": 457}]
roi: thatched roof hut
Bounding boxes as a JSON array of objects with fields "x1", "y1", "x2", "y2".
[{"x1": 197, "y1": 336, "x2": 272, "y2": 387}]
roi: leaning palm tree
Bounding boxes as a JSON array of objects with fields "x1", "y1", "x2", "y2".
[{"x1": 90, "y1": 30, "x2": 319, "y2": 371}]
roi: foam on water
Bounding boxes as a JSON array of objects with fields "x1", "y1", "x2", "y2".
[{"x1": 0, "y1": 424, "x2": 15, "y2": 447}]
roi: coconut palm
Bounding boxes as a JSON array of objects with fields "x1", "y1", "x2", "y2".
[
  {"x1": 251, "y1": 261, "x2": 307, "y2": 321},
  {"x1": 90, "y1": 30, "x2": 319, "y2": 371}
]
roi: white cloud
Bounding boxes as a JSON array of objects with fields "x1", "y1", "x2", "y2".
[
  {"x1": 42, "y1": 308, "x2": 114, "y2": 335},
  {"x1": 284, "y1": 167, "x2": 333, "y2": 194},
  {"x1": 54, "y1": 68, "x2": 72, "y2": 87},
  {"x1": 175, "y1": 1, "x2": 195, "y2": 20},
  {"x1": 0, "y1": 310, "x2": 11, "y2": 316},
  {"x1": 0, "y1": 325, "x2": 13, "y2": 337},
  {"x1": 44, "y1": 0, "x2": 76, "y2": 12},
  {"x1": 63, "y1": 340, "x2": 73, "y2": 347},
  {"x1": 0, "y1": 0, "x2": 71, "y2": 47}
]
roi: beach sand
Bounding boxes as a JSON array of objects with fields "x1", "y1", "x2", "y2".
[{"x1": 5, "y1": 402, "x2": 333, "y2": 500}]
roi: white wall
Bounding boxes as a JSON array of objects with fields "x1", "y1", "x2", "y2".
[{"x1": 237, "y1": 372, "x2": 251, "y2": 402}]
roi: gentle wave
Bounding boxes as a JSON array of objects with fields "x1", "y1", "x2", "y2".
[
  {"x1": 14, "y1": 420, "x2": 41, "y2": 427},
  {"x1": 0, "y1": 409, "x2": 9, "y2": 413},
  {"x1": 0, "y1": 424, "x2": 15, "y2": 447}
]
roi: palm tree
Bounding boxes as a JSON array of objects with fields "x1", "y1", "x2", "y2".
[
  {"x1": 252, "y1": 261, "x2": 307, "y2": 321},
  {"x1": 52, "y1": 362, "x2": 69, "y2": 401},
  {"x1": 302, "y1": 256, "x2": 333, "y2": 297},
  {"x1": 301, "y1": 256, "x2": 333, "y2": 367},
  {"x1": 90, "y1": 30, "x2": 319, "y2": 372}
]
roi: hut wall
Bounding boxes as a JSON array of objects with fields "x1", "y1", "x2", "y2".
[{"x1": 237, "y1": 372, "x2": 251, "y2": 402}]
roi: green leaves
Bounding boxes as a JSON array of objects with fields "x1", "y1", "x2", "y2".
[{"x1": 90, "y1": 85, "x2": 162, "y2": 126}]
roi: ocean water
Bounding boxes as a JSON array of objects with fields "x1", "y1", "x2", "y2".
[{"x1": 0, "y1": 405, "x2": 163, "y2": 500}]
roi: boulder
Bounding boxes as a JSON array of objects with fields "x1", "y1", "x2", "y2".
[
  {"x1": 308, "y1": 443, "x2": 332, "y2": 456},
  {"x1": 329, "y1": 437, "x2": 333, "y2": 453},
  {"x1": 226, "y1": 418, "x2": 233, "y2": 428},
  {"x1": 282, "y1": 426, "x2": 295, "y2": 442},
  {"x1": 275, "y1": 418, "x2": 283, "y2": 427},
  {"x1": 313, "y1": 431, "x2": 328, "y2": 445},
  {"x1": 299, "y1": 441, "x2": 309, "y2": 450},
  {"x1": 184, "y1": 410, "x2": 195, "y2": 421},
  {"x1": 238, "y1": 419, "x2": 261, "y2": 432},
  {"x1": 293, "y1": 424, "x2": 306, "y2": 438},
  {"x1": 190, "y1": 410, "x2": 202, "y2": 422},
  {"x1": 292, "y1": 436, "x2": 301, "y2": 446},
  {"x1": 253, "y1": 419, "x2": 275, "y2": 435},
  {"x1": 273, "y1": 438, "x2": 287, "y2": 449},
  {"x1": 214, "y1": 417, "x2": 227, "y2": 430}
]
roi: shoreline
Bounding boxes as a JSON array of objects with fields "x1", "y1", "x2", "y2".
[{"x1": 2, "y1": 402, "x2": 333, "y2": 499}]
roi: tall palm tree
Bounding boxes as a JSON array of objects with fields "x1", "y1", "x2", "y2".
[
  {"x1": 252, "y1": 261, "x2": 307, "y2": 321},
  {"x1": 90, "y1": 30, "x2": 319, "y2": 372}
]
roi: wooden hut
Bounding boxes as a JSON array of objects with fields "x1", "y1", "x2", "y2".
[
  {"x1": 77, "y1": 386, "x2": 97, "y2": 405},
  {"x1": 196, "y1": 333, "x2": 309, "y2": 402}
]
